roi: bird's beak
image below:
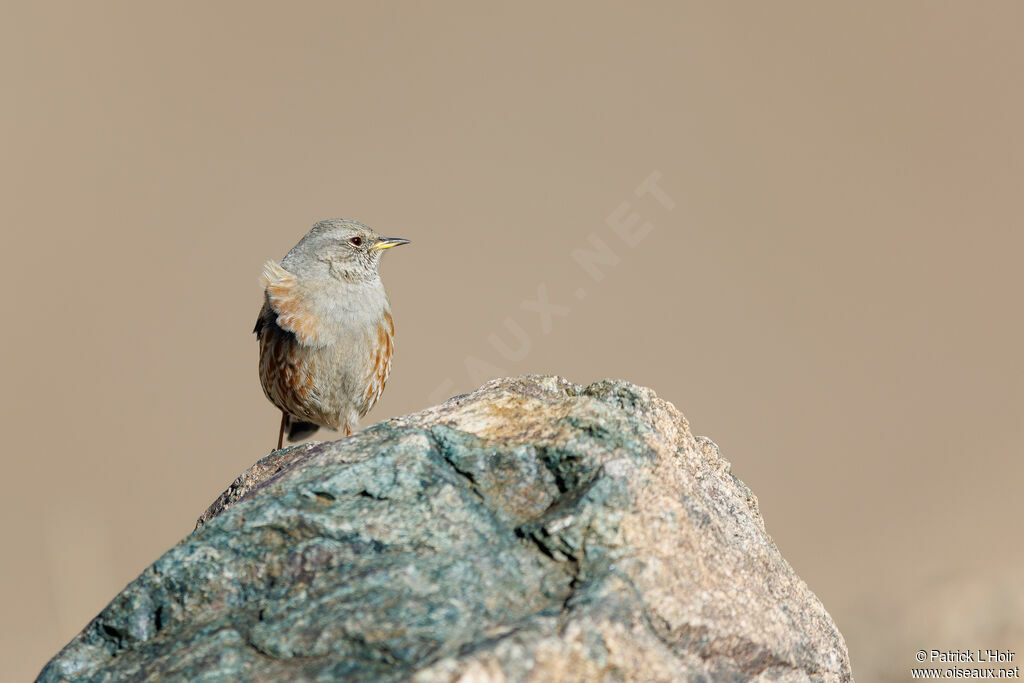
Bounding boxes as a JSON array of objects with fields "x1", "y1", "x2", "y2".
[{"x1": 369, "y1": 237, "x2": 411, "y2": 251}]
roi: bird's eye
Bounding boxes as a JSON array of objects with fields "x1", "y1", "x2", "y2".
[{"x1": 350, "y1": 237, "x2": 362, "y2": 246}]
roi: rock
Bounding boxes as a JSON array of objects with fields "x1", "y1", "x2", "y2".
[{"x1": 38, "y1": 376, "x2": 852, "y2": 682}]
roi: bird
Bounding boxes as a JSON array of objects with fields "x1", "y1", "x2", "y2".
[{"x1": 254, "y1": 218, "x2": 410, "y2": 450}]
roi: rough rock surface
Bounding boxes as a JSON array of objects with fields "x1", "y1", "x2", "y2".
[{"x1": 39, "y1": 376, "x2": 851, "y2": 682}]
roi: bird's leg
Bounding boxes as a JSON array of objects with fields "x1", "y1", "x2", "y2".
[{"x1": 277, "y1": 412, "x2": 286, "y2": 451}]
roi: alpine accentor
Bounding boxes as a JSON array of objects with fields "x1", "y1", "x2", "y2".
[{"x1": 255, "y1": 218, "x2": 410, "y2": 449}]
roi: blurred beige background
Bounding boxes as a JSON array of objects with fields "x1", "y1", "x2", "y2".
[{"x1": 3, "y1": 2, "x2": 1022, "y2": 680}]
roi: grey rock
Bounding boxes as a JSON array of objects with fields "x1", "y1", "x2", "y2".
[{"x1": 38, "y1": 376, "x2": 852, "y2": 682}]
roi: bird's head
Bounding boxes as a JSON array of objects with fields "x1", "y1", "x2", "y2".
[{"x1": 282, "y1": 218, "x2": 410, "y2": 282}]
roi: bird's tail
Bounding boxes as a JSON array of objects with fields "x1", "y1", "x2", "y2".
[{"x1": 286, "y1": 416, "x2": 320, "y2": 442}]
